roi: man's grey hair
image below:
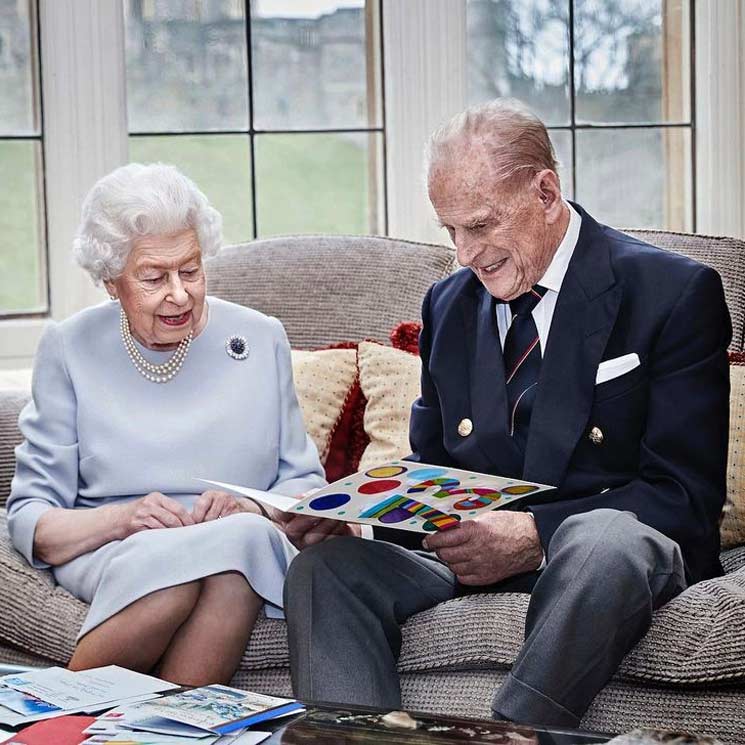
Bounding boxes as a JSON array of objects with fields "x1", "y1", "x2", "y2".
[
  {"x1": 73, "y1": 163, "x2": 223, "y2": 285},
  {"x1": 424, "y1": 98, "x2": 560, "y2": 188}
]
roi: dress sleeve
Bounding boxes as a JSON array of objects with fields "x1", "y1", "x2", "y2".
[
  {"x1": 266, "y1": 318, "x2": 327, "y2": 497},
  {"x1": 7, "y1": 323, "x2": 79, "y2": 568}
]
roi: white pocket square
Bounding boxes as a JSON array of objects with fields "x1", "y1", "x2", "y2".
[{"x1": 595, "y1": 353, "x2": 640, "y2": 385}]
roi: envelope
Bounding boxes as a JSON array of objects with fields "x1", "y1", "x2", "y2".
[{"x1": 595, "y1": 353, "x2": 640, "y2": 385}]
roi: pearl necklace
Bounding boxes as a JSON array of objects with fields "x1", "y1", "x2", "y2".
[{"x1": 120, "y1": 308, "x2": 192, "y2": 383}]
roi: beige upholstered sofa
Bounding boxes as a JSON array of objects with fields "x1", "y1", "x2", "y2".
[{"x1": 1, "y1": 233, "x2": 744, "y2": 743}]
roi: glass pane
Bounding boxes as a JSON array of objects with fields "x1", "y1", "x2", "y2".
[
  {"x1": 0, "y1": 141, "x2": 45, "y2": 313},
  {"x1": 574, "y1": 0, "x2": 691, "y2": 124},
  {"x1": 575, "y1": 127, "x2": 692, "y2": 230},
  {"x1": 0, "y1": 0, "x2": 39, "y2": 135},
  {"x1": 254, "y1": 132, "x2": 383, "y2": 236},
  {"x1": 124, "y1": 0, "x2": 249, "y2": 132},
  {"x1": 548, "y1": 128, "x2": 573, "y2": 199},
  {"x1": 467, "y1": 0, "x2": 570, "y2": 127},
  {"x1": 251, "y1": 1, "x2": 381, "y2": 130},
  {"x1": 129, "y1": 135, "x2": 253, "y2": 245}
]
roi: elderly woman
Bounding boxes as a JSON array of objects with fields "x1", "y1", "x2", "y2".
[{"x1": 6, "y1": 163, "x2": 326, "y2": 685}]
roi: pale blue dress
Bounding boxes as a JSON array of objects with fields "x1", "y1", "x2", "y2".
[{"x1": 6, "y1": 297, "x2": 326, "y2": 638}]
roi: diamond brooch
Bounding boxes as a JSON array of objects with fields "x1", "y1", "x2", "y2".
[{"x1": 226, "y1": 335, "x2": 249, "y2": 360}]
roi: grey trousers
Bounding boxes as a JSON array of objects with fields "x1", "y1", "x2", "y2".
[{"x1": 283, "y1": 508, "x2": 687, "y2": 728}]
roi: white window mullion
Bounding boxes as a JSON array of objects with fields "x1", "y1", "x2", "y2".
[
  {"x1": 42, "y1": 0, "x2": 128, "y2": 319},
  {"x1": 695, "y1": 0, "x2": 745, "y2": 239},
  {"x1": 0, "y1": 0, "x2": 128, "y2": 368},
  {"x1": 383, "y1": 0, "x2": 466, "y2": 245}
]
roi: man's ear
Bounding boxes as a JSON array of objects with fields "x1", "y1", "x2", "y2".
[{"x1": 534, "y1": 170, "x2": 563, "y2": 221}]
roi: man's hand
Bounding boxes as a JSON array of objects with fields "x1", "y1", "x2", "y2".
[
  {"x1": 118, "y1": 492, "x2": 195, "y2": 537},
  {"x1": 423, "y1": 511, "x2": 543, "y2": 586},
  {"x1": 191, "y1": 490, "x2": 244, "y2": 523},
  {"x1": 276, "y1": 513, "x2": 361, "y2": 550}
]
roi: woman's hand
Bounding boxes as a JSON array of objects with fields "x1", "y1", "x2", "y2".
[
  {"x1": 191, "y1": 490, "x2": 244, "y2": 523},
  {"x1": 118, "y1": 492, "x2": 195, "y2": 537},
  {"x1": 275, "y1": 512, "x2": 361, "y2": 549}
]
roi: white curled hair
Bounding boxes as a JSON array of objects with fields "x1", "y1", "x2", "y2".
[{"x1": 73, "y1": 163, "x2": 223, "y2": 285}]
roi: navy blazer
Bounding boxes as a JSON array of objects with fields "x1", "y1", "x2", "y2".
[{"x1": 408, "y1": 204, "x2": 731, "y2": 584}]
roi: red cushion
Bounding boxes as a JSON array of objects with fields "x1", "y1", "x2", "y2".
[
  {"x1": 390, "y1": 321, "x2": 422, "y2": 356},
  {"x1": 317, "y1": 325, "x2": 424, "y2": 481},
  {"x1": 318, "y1": 342, "x2": 370, "y2": 481}
]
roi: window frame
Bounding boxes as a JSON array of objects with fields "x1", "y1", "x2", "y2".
[
  {"x1": 126, "y1": 0, "x2": 387, "y2": 241},
  {"x1": 0, "y1": 0, "x2": 48, "y2": 320},
  {"x1": 0, "y1": 0, "x2": 743, "y2": 367}
]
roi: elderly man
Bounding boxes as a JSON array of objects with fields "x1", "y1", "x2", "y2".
[{"x1": 281, "y1": 99, "x2": 730, "y2": 727}]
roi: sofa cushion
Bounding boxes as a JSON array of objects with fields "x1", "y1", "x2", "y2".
[
  {"x1": 395, "y1": 563, "x2": 745, "y2": 685},
  {"x1": 291, "y1": 348, "x2": 357, "y2": 466},
  {"x1": 356, "y1": 341, "x2": 421, "y2": 471},
  {"x1": 2, "y1": 508, "x2": 744, "y2": 685},
  {"x1": 313, "y1": 342, "x2": 370, "y2": 482},
  {"x1": 724, "y1": 359, "x2": 745, "y2": 548},
  {"x1": 206, "y1": 236, "x2": 456, "y2": 349}
]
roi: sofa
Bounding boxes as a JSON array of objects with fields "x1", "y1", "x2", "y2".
[{"x1": 1, "y1": 233, "x2": 744, "y2": 742}]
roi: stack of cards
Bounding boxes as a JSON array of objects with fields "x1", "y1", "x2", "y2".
[
  {"x1": 79, "y1": 684, "x2": 302, "y2": 744},
  {"x1": 0, "y1": 666, "x2": 177, "y2": 729},
  {"x1": 0, "y1": 672, "x2": 299, "y2": 744}
]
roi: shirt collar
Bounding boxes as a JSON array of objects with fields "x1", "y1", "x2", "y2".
[{"x1": 537, "y1": 201, "x2": 581, "y2": 294}]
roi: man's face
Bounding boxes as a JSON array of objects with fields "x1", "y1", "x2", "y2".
[{"x1": 429, "y1": 156, "x2": 559, "y2": 301}]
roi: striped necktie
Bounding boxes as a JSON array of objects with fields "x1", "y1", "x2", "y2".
[{"x1": 503, "y1": 285, "x2": 548, "y2": 454}]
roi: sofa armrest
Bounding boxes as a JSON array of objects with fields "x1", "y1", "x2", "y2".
[
  {"x1": 722, "y1": 545, "x2": 745, "y2": 573},
  {"x1": 618, "y1": 563, "x2": 745, "y2": 684},
  {"x1": 0, "y1": 390, "x2": 28, "y2": 509},
  {"x1": 0, "y1": 510, "x2": 83, "y2": 663}
]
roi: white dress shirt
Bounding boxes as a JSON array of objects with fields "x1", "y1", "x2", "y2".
[
  {"x1": 495, "y1": 202, "x2": 581, "y2": 352},
  {"x1": 494, "y1": 202, "x2": 581, "y2": 570}
]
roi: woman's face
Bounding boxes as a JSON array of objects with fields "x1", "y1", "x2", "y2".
[{"x1": 106, "y1": 228, "x2": 207, "y2": 350}]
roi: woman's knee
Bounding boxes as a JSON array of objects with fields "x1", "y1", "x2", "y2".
[
  {"x1": 148, "y1": 580, "x2": 203, "y2": 616},
  {"x1": 201, "y1": 571, "x2": 254, "y2": 598}
]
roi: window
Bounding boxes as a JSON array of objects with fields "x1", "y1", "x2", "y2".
[
  {"x1": 124, "y1": 0, "x2": 385, "y2": 243},
  {"x1": 0, "y1": 0, "x2": 742, "y2": 367},
  {"x1": 467, "y1": 0, "x2": 693, "y2": 231},
  {"x1": 0, "y1": 0, "x2": 46, "y2": 317}
]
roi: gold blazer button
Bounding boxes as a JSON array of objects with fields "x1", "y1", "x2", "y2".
[
  {"x1": 589, "y1": 426, "x2": 604, "y2": 445},
  {"x1": 458, "y1": 418, "x2": 473, "y2": 437}
]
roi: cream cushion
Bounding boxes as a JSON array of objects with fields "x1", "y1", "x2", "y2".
[
  {"x1": 357, "y1": 341, "x2": 421, "y2": 471},
  {"x1": 723, "y1": 363, "x2": 745, "y2": 548},
  {"x1": 290, "y1": 348, "x2": 358, "y2": 464}
]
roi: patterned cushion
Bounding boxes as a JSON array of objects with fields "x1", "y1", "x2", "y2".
[
  {"x1": 356, "y1": 341, "x2": 421, "y2": 471},
  {"x1": 724, "y1": 361, "x2": 745, "y2": 549},
  {"x1": 291, "y1": 348, "x2": 357, "y2": 466}
]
